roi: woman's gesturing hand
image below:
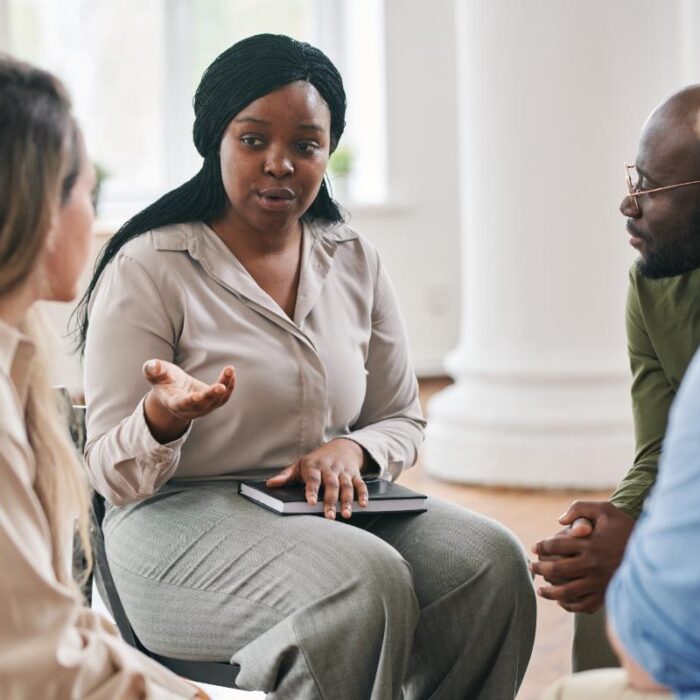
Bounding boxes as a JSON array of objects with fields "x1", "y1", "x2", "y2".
[
  {"x1": 266, "y1": 439, "x2": 370, "y2": 520},
  {"x1": 142, "y1": 359, "x2": 235, "y2": 443}
]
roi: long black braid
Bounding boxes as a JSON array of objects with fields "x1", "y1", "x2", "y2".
[{"x1": 74, "y1": 33, "x2": 346, "y2": 352}]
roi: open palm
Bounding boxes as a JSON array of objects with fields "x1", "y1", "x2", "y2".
[{"x1": 143, "y1": 359, "x2": 235, "y2": 420}]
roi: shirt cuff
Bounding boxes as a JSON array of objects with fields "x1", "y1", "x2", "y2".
[
  {"x1": 340, "y1": 431, "x2": 402, "y2": 481},
  {"x1": 132, "y1": 396, "x2": 192, "y2": 495},
  {"x1": 608, "y1": 495, "x2": 643, "y2": 521}
]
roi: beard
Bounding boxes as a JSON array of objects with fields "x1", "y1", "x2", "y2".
[{"x1": 637, "y1": 218, "x2": 700, "y2": 279}]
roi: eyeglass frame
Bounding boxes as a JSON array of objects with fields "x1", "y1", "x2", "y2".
[{"x1": 624, "y1": 163, "x2": 700, "y2": 215}]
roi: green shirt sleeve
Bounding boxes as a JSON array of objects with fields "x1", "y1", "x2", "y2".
[{"x1": 609, "y1": 270, "x2": 674, "y2": 519}]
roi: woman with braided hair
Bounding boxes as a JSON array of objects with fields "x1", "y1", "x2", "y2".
[{"x1": 80, "y1": 34, "x2": 535, "y2": 699}]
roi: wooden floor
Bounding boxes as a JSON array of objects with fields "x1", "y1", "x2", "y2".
[{"x1": 409, "y1": 379, "x2": 610, "y2": 700}]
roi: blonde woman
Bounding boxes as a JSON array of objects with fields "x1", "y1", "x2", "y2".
[{"x1": 0, "y1": 56, "x2": 206, "y2": 698}]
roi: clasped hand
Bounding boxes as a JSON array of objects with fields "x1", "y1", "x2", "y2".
[
  {"x1": 266, "y1": 439, "x2": 370, "y2": 520},
  {"x1": 530, "y1": 500, "x2": 635, "y2": 614}
]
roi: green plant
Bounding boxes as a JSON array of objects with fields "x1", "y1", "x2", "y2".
[
  {"x1": 92, "y1": 161, "x2": 109, "y2": 213},
  {"x1": 328, "y1": 145, "x2": 353, "y2": 177}
]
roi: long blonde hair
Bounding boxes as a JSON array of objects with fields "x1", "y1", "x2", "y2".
[{"x1": 0, "y1": 55, "x2": 92, "y2": 589}]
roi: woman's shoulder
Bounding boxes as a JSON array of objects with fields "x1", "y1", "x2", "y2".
[
  {"x1": 312, "y1": 219, "x2": 381, "y2": 264},
  {"x1": 118, "y1": 222, "x2": 199, "y2": 265},
  {"x1": 94, "y1": 223, "x2": 201, "y2": 307},
  {"x1": 309, "y1": 220, "x2": 389, "y2": 300}
]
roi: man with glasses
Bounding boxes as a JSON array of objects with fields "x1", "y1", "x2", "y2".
[{"x1": 532, "y1": 84, "x2": 700, "y2": 681}]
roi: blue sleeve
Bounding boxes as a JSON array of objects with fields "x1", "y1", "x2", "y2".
[{"x1": 607, "y1": 348, "x2": 700, "y2": 697}]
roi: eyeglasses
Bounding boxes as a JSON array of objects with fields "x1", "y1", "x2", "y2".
[{"x1": 625, "y1": 163, "x2": 700, "y2": 216}]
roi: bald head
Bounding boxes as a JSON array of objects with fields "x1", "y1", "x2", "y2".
[
  {"x1": 648, "y1": 84, "x2": 700, "y2": 133},
  {"x1": 640, "y1": 85, "x2": 700, "y2": 183}
]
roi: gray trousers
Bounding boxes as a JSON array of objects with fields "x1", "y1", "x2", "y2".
[
  {"x1": 104, "y1": 482, "x2": 536, "y2": 699},
  {"x1": 572, "y1": 608, "x2": 620, "y2": 672}
]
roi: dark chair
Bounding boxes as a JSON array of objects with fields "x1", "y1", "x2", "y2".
[{"x1": 62, "y1": 394, "x2": 241, "y2": 689}]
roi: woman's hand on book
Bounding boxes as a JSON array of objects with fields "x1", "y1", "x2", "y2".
[
  {"x1": 142, "y1": 359, "x2": 235, "y2": 443},
  {"x1": 266, "y1": 439, "x2": 369, "y2": 520}
]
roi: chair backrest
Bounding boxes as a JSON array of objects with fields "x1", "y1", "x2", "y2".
[
  {"x1": 88, "y1": 490, "x2": 141, "y2": 648},
  {"x1": 59, "y1": 392, "x2": 241, "y2": 688},
  {"x1": 54, "y1": 390, "x2": 142, "y2": 646}
]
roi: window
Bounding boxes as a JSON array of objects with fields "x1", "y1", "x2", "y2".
[{"x1": 1, "y1": 0, "x2": 387, "y2": 219}]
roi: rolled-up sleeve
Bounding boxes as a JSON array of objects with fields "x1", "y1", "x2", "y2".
[
  {"x1": 346, "y1": 255, "x2": 426, "y2": 481},
  {"x1": 0, "y1": 435, "x2": 196, "y2": 699},
  {"x1": 607, "y1": 348, "x2": 700, "y2": 694},
  {"x1": 84, "y1": 252, "x2": 190, "y2": 506}
]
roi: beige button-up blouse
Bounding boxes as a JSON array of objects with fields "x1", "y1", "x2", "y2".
[
  {"x1": 84, "y1": 220, "x2": 425, "y2": 506},
  {"x1": 0, "y1": 319, "x2": 196, "y2": 698}
]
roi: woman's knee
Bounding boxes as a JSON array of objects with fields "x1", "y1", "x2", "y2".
[
  {"x1": 476, "y1": 521, "x2": 537, "y2": 640},
  {"x1": 483, "y1": 521, "x2": 534, "y2": 598},
  {"x1": 434, "y1": 505, "x2": 532, "y2": 596},
  {"x1": 347, "y1": 540, "x2": 419, "y2": 626},
  {"x1": 485, "y1": 520, "x2": 531, "y2": 581}
]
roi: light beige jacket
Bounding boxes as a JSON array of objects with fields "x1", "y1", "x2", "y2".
[
  {"x1": 0, "y1": 319, "x2": 196, "y2": 699},
  {"x1": 84, "y1": 220, "x2": 425, "y2": 506}
]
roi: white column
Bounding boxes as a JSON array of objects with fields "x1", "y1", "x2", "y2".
[
  {"x1": 426, "y1": 0, "x2": 688, "y2": 488},
  {"x1": 0, "y1": 1, "x2": 9, "y2": 50}
]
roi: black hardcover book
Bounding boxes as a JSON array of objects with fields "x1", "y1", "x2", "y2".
[{"x1": 239, "y1": 479, "x2": 428, "y2": 516}]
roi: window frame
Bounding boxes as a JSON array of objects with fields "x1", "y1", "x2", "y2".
[{"x1": 0, "y1": 0, "x2": 387, "y2": 218}]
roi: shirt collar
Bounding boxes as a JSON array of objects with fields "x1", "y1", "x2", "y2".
[
  {"x1": 151, "y1": 219, "x2": 358, "y2": 331},
  {"x1": 150, "y1": 219, "x2": 358, "y2": 254},
  {"x1": 0, "y1": 317, "x2": 36, "y2": 408}
]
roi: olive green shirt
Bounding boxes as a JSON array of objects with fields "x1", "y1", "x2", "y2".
[{"x1": 610, "y1": 264, "x2": 700, "y2": 519}]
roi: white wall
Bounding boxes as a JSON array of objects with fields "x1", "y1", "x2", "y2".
[{"x1": 349, "y1": 0, "x2": 462, "y2": 375}]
